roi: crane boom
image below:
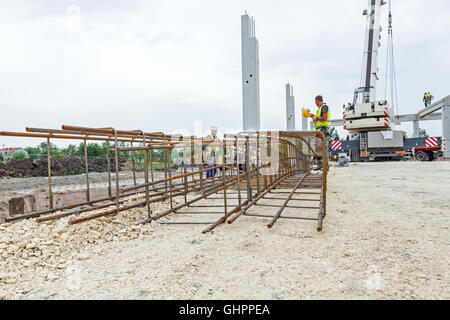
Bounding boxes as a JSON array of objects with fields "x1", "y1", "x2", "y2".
[
  {"x1": 361, "y1": 0, "x2": 386, "y2": 103},
  {"x1": 344, "y1": 0, "x2": 392, "y2": 134}
]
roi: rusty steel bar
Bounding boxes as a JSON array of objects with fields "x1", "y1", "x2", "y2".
[
  {"x1": 4, "y1": 189, "x2": 142, "y2": 222},
  {"x1": 131, "y1": 140, "x2": 137, "y2": 186},
  {"x1": 227, "y1": 172, "x2": 297, "y2": 225},
  {"x1": 235, "y1": 136, "x2": 241, "y2": 207},
  {"x1": 61, "y1": 125, "x2": 165, "y2": 139},
  {"x1": 201, "y1": 198, "x2": 251, "y2": 234},
  {"x1": 83, "y1": 138, "x2": 90, "y2": 202},
  {"x1": 37, "y1": 199, "x2": 128, "y2": 223},
  {"x1": 113, "y1": 129, "x2": 120, "y2": 216},
  {"x1": 221, "y1": 139, "x2": 227, "y2": 217},
  {"x1": 139, "y1": 175, "x2": 240, "y2": 225},
  {"x1": 163, "y1": 136, "x2": 168, "y2": 200},
  {"x1": 106, "y1": 142, "x2": 112, "y2": 198},
  {"x1": 46, "y1": 137, "x2": 53, "y2": 210},
  {"x1": 140, "y1": 164, "x2": 263, "y2": 225},
  {"x1": 2, "y1": 127, "x2": 327, "y2": 231},
  {"x1": 69, "y1": 201, "x2": 146, "y2": 225},
  {"x1": 261, "y1": 197, "x2": 319, "y2": 202},
  {"x1": 255, "y1": 203, "x2": 320, "y2": 209},
  {"x1": 0, "y1": 131, "x2": 155, "y2": 145},
  {"x1": 26, "y1": 127, "x2": 166, "y2": 144},
  {"x1": 66, "y1": 182, "x2": 217, "y2": 225},
  {"x1": 119, "y1": 164, "x2": 228, "y2": 194},
  {"x1": 167, "y1": 147, "x2": 173, "y2": 210},
  {"x1": 245, "y1": 136, "x2": 251, "y2": 202},
  {"x1": 244, "y1": 213, "x2": 318, "y2": 221},
  {"x1": 139, "y1": 130, "x2": 151, "y2": 219},
  {"x1": 317, "y1": 188, "x2": 325, "y2": 232},
  {"x1": 144, "y1": 149, "x2": 151, "y2": 219},
  {"x1": 267, "y1": 173, "x2": 310, "y2": 229},
  {"x1": 183, "y1": 150, "x2": 188, "y2": 203},
  {"x1": 256, "y1": 134, "x2": 261, "y2": 195}
]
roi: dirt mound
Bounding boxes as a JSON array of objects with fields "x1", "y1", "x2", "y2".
[{"x1": 0, "y1": 158, "x2": 129, "y2": 178}]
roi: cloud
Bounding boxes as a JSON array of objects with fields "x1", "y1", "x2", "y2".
[{"x1": 0, "y1": 0, "x2": 448, "y2": 148}]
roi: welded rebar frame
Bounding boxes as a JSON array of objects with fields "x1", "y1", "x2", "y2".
[{"x1": 1, "y1": 126, "x2": 328, "y2": 232}]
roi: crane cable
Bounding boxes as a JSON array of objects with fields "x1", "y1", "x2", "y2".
[{"x1": 384, "y1": 0, "x2": 400, "y2": 126}]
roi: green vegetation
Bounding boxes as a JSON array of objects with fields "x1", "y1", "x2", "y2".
[
  {"x1": 328, "y1": 127, "x2": 340, "y2": 142},
  {"x1": 418, "y1": 128, "x2": 429, "y2": 138},
  {"x1": 11, "y1": 151, "x2": 28, "y2": 160},
  {"x1": 135, "y1": 162, "x2": 175, "y2": 170},
  {"x1": 22, "y1": 141, "x2": 167, "y2": 161}
]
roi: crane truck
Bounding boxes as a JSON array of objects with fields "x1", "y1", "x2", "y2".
[{"x1": 337, "y1": 0, "x2": 443, "y2": 162}]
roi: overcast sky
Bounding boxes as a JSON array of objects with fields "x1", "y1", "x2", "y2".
[{"x1": 0, "y1": 0, "x2": 449, "y2": 148}]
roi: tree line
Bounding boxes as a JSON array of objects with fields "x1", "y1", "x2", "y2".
[{"x1": 3, "y1": 142, "x2": 168, "y2": 163}]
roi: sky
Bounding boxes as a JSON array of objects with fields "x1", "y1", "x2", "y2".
[{"x1": 0, "y1": 0, "x2": 449, "y2": 148}]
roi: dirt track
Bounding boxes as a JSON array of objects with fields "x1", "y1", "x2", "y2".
[{"x1": 0, "y1": 161, "x2": 449, "y2": 299}]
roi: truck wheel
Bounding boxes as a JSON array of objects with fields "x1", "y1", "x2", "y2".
[
  {"x1": 415, "y1": 151, "x2": 427, "y2": 162},
  {"x1": 351, "y1": 150, "x2": 360, "y2": 162}
]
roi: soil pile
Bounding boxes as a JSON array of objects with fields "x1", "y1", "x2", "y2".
[{"x1": 0, "y1": 158, "x2": 129, "y2": 178}]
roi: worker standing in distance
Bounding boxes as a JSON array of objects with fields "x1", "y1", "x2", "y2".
[
  {"x1": 204, "y1": 126, "x2": 220, "y2": 178},
  {"x1": 427, "y1": 92, "x2": 434, "y2": 107},
  {"x1": 423, "y1": 92, "x2": 429, "y2": 108},
  {"x1": 311, "y1": 95, "x2": 330, "y2": 170}
]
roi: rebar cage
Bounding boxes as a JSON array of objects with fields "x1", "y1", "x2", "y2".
[{"x1": 1, "y1": 126, "x2": 328, "y2": 232}]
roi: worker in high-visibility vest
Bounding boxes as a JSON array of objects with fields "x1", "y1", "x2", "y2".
[
  {"x1": 311, "y1": 95, "x2": 330, "y2": 170},
  {"x1": 423, "y1": 92, "x2": 429, "y2": 108},
  {"x1": 204, "y1": 126, "x2": 221, "y2": 178},
  {"x1": 312, "y1": 95, "x2": 330, "y2": 135}
]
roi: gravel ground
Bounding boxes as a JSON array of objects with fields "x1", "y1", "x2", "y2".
[
  {"x1": 0, "y1": 170, "x2": 173, "y2": 194},
  {"x1": 0, "y1": 161, "x2": 449, "y2": 300},
  {"x1": 0, "y1": 169, "x2": 180, "y2": 222}
]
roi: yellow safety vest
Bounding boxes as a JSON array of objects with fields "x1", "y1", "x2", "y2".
[
  {"x1": 314, "y1": 103, "x2": 331, "y2": 130},
  {"x1": 205, "y1": 135, "x2": 222, "y2": 164}
]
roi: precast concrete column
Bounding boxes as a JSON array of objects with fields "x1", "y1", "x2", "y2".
[
  {"x1": 241, "y1": 12, "x2": 261, "y2": 132},
  {"x1": 443, "y1": 105, "x2": 450, "y2": 159},
  {"x1": 413, "y1": 120, "x2": 420, "y2": 138},
  {"x1": 286, "y1": 83, "x2": 295, "y2": 131}
]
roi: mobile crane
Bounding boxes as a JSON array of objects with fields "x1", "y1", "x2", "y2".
[
  {"x1": 341, "y1": 0, "x2": 407, "y2": 162},
  {"x1": 300, "y1": 0, "x2": 445, "y2": 162}
]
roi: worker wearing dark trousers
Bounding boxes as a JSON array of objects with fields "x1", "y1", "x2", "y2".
[
  {"x1": 312, "y1": 95, "x2": 330, "y2": 170},
  {"x1": 205, "y1": 126, "x2": 219, "y2": 178},
  {"x1": 423, "y1": 92, "x2": 428, "y2": 108}
]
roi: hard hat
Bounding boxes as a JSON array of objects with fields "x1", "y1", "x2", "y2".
[
  {"x1": 302, "y1": 108, "x2": 313, "y2": 118},
  {"x1": 211, "y1": 125, "x2": 218, "y2": 130}
]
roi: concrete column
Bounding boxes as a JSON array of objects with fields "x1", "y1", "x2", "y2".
[
  {"x1": 302, "y1": 114, "x2": 308, "y2": 131},
  {"x1": 412, "y1": 120, "x2": 420, "y2": 138},
  {"x1": 443, "y1": 105, "x2": 450, "y2": 159},
  {"x1": 286, "y1": 84, "x2": 295, "y2": 131},
  {"x1": 309, "y1": 119, "x2": 314, "y2": 131},
  {"x1": 241, "y1": 13, "x2": 260, "y2": 132}
]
